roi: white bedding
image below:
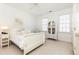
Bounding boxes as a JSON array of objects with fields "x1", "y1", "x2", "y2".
[
  {"x1": 10, "y1": 29, "x2": 43, "y2": 50},
  {"x1": 11, "y1": 34, "x2": 24, "y2": 50},
  {"x1": 11, "y1": 32, "x2": 37, "y2": 50},
  {"x1": 10, "y1": 29, "x2": 45, "y2": 54},
  {"x1": 10, "y1": 29, "x2": 30, "y2": 50},
  {"x1": 11, "y1": 20, "x2": 45, "y2": 54}
]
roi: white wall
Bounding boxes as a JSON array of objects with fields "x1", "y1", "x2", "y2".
[
  {"x1": 72, "y1": 4, "x2": 79, "y2": 30},
  {"x1": 72, "y1": 3, "x2": 79, "y2": 40},
  {"x1": 0, "y1": 4, "x2": 36, "y2": 32},
  {"x1": 57, "y1": 8, "x2": 73, "y2": 43},
  {"x1": 36, "y1": 8, "x2": 73, "y2": 43}
]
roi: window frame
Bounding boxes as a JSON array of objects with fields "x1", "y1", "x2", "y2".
[{"x1": 59, "y1": 14, "x2": 71, "y2": 33}]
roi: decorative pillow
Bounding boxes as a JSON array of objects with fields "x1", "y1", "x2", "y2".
[{"x1": 16, "y1": 29, "x2": 31, "y2": 35}]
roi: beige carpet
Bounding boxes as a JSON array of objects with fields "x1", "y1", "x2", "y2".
[
  {"x1": 0, "y1": 39, "x2": 73, "y2": 55},
  {"x1": 29, "y1": 39, "x2": 73, "y2": 55},
  {"x1": 0, "y1": 44, "x2": 23, "y2": 55}
]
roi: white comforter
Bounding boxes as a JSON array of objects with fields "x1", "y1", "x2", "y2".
[
  {"x1": 10, "y1": 29, "x2": 30, "y2": 50},
  {"x1": 11, "y1": 34, "x2": 24, "y2": 50},
  {"x1": 10, "y1": 29, "x2": 45, "y2": 54},
  {"x1": 11, "y1": 31, "x2": 44, "y2": 50}
]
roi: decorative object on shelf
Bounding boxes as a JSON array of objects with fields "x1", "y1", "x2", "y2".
[
  {"x1": 48, "y1": 28, "x2": 51, "y2": 34},
  {"x1": 52, "y1": 28, "x2": 55, "y2": 34},
  {"x1": 52, "y1": 21, "x2": 55, "y2": 27},
  {"x1": 52, "y1": 21, "x2": 55, "y2": 34},
  {"x1": 48, "y1": 21, "x2": 51, "y2": 26}
]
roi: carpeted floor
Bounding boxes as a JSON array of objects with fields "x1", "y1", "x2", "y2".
[
  {"x1": 0, "y1": 39, "x2": 73, "y2": 55},
  {"x1": 0, "y1": 44, "x2": 23, "y2": 55}
]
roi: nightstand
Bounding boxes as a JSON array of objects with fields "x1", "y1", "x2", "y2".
[
  {"x1": 0, "y1": 33, "x2": 9, "y2": 48},
  {"x1": 0, "y1": 26, "x2": 9, "y2": 48}
]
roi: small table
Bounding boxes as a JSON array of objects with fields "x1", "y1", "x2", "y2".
[{"x1": 0, "y1": 34, "x2": 9, "y2": 48}]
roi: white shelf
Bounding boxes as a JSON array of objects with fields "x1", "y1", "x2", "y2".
[
  {"x1": 2, "y1": 43, "x2": 8, "y2": 46},
  {"x1": 2, "y1": 40, "x2": 8, "y2": 43}
]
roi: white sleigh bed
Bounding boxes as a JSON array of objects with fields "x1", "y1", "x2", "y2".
[{"x1": 10, "y1": 30, "x2": 45, "y2": 55}]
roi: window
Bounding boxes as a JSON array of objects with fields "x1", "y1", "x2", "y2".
[
  {"x1": 42, "y1": 18, "x2": 48, "y2": 31},
  {"x1": 59, "y1": 14, "x2": 70, "y2": 32}
]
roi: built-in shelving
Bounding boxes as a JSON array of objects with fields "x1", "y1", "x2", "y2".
[
  {"x1": 47, "y1": 21, "x2": 57, "y2": 40},
  {"x1": 48, "y1": 21, "x2": 55, "y2": 34}
]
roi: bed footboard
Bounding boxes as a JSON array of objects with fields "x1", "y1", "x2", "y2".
[{"x1": 23, "y1": 32, "x2": 45, "y2": 55}]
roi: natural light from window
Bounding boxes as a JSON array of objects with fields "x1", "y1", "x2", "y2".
[{"x1": 59, "y1": 14, "x2": 70, "y2": 32}]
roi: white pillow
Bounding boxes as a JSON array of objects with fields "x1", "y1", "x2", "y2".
[{"x1": 17, "y1": 29, "x2": 31, "y2": 35}]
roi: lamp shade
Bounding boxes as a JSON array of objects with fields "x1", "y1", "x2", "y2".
[{"x1": 1, "y1": 26, "x2": 8, "y2": 30}]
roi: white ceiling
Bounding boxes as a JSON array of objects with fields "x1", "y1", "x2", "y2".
[{"x1": 5, "y1": 3, "x2": 73, "y2": 16}]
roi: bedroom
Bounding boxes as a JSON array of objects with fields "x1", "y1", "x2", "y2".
[{"x1": 0, "y1": 3, "x2": 79, "y2": 55}]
